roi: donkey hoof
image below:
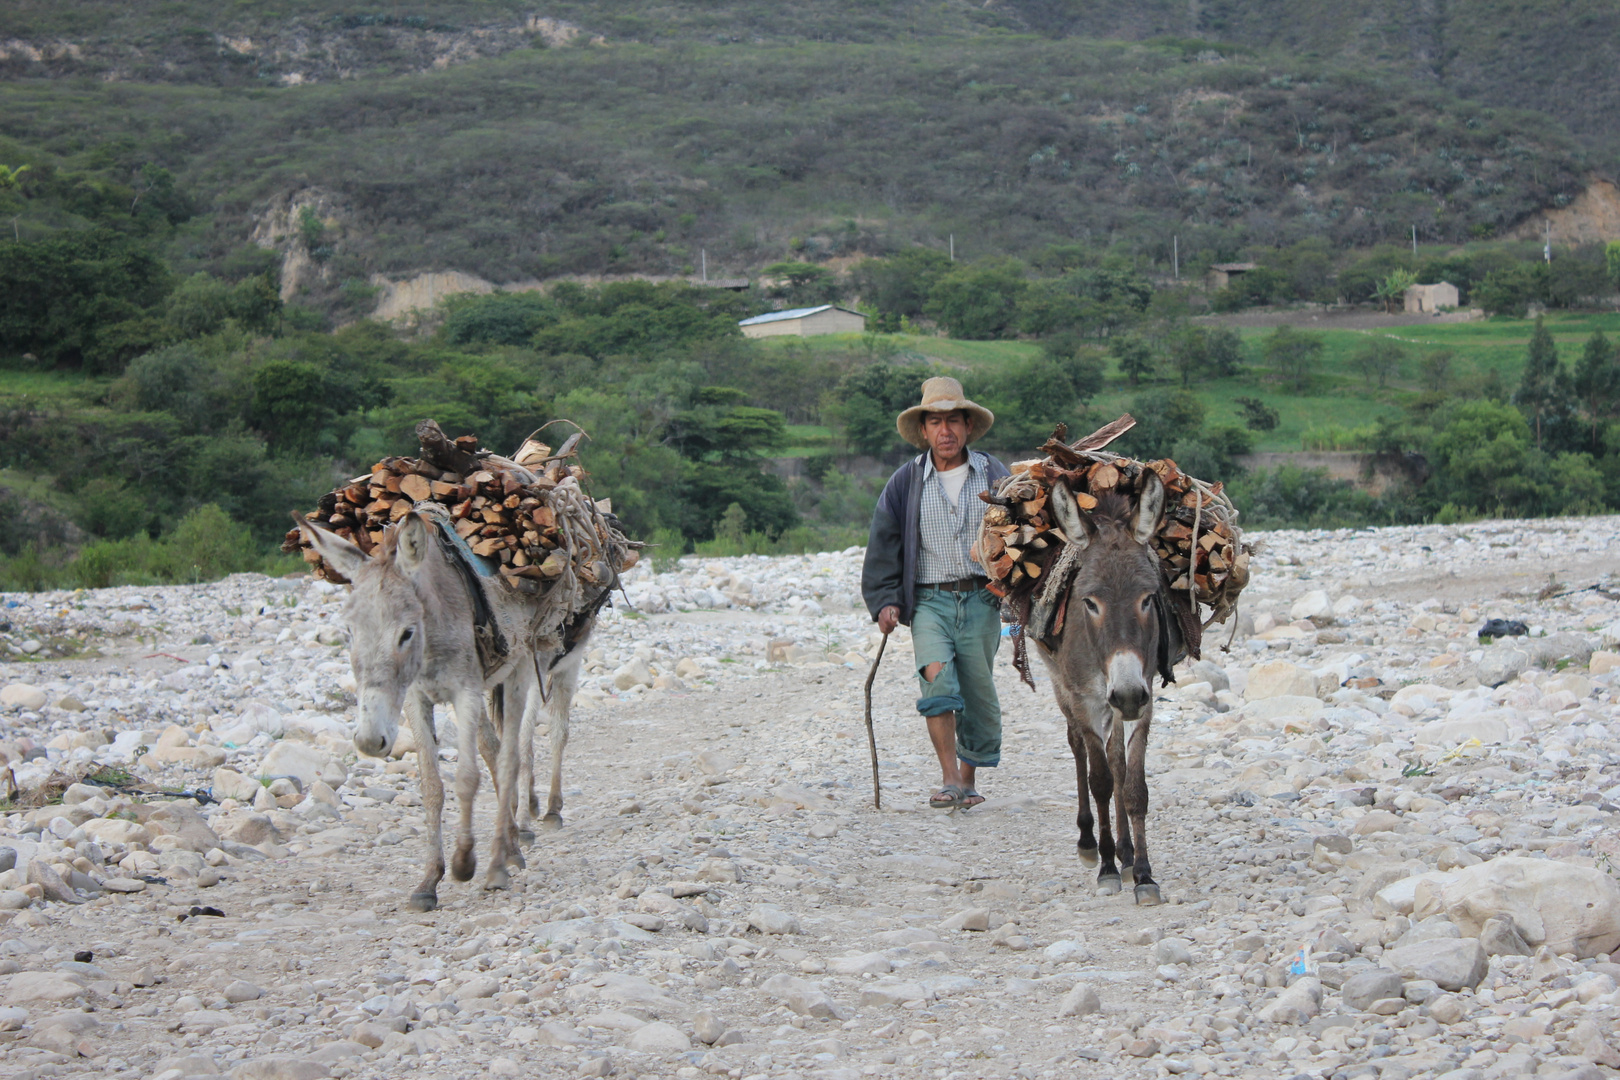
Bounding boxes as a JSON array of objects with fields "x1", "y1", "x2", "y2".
[
  {"x1": 483, "y1": 868, "x2": 510, "y2": 892},
  {"x1": 1097, "y1": 873, "x2": 1122, "y2": 896},
  {"x1": 540, "y1": 813, "x2": 564, "y2": 831},
  {"x1": 1134, "y1": 883, "x2": 1163, "y2": 906},
  {"x1": 407, "y1": 891, "x2": 439, "y2": 912},
  {"x1": 451, "y1": 848, "x2": 476, "y2": 882},
  {"x1": 1076, "y1": 844, "x2": 1099, "y2": 868},
  {"x1": 1120, "y1": 865, "x2": 1135, "y2": 885},
  {"x1": 517, "y1": 827, "x2": 537, "y2": 845}
]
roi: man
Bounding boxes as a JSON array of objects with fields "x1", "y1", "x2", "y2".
[{"x1": 861, "y1": 377, "x2": 1010, "y2": 809}]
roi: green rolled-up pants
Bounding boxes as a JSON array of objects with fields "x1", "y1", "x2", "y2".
[{"x1": 910, "y1": 584, "x2": 1003, "y2": 768}]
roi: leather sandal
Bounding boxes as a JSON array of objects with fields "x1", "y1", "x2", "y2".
[{"x1": 929, "y1": 784, "x2": 966, "y2": 809}]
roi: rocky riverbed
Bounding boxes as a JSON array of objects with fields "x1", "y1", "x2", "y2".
[{"x1": 1, "y1": 516, "x2": 1619, "y2": 1080}]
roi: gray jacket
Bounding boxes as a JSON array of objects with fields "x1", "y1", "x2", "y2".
[{"x1": 860, "y1": 450, "x2": 1011, "y2": 626}]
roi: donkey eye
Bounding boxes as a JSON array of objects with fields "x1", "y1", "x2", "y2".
[
  {"x1": 399, "y1": 627, "x2": 415, "y2": 647},
  {"x1": 1141, "y1": 597, "x2": 1153, "y2": 613},
  {"x1": 1083, "y1": 598, "x2": 1101, "y2": 615}
]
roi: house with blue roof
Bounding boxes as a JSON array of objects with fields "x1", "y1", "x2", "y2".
[{"x1": 737, "y1": 304, "x2": 867, "y2": 339}]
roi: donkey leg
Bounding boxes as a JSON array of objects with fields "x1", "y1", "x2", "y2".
[
  {"x1": 1062, "y1": 713, "x2": 1098, "y2": 866},
  {"x1": 484, "y1": 683, "x2": 522, "y2": 890},
  {"x1": 543, "y1": 653, "x2": 581, "y2": 828},
  {"x1": 450, "y1": 689, "x2": 483, "y2": 883},
  {"x1": 1087, "y1": 735, "x2": 1121, "y2": 895},
  {"x1": 501, "y1": 674, "x2": 529, "y2": 868},
  {"x1": 1125, "y1": 716, "x2": 1160, "y2": 905},
  {"x1": 517, "y1": 683, "x2": 538, "y2": 843},
  {"x1": 405, "y1": 693, "x2": 445, "y2": 911},
  {"x1": 1109, "y1": 722, "x2": 1135, "y2": 883}
]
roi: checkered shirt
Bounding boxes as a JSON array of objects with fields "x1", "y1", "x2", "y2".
[{"x1": 916, "y1": 450, "x2": 993, "y2": 584}]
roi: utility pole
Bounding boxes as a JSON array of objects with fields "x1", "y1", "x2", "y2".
[
  {"x1": 701, "y1": 248, "x2": 707, "y2": 282},
  {"x1": 1544, "y1": 220, "x2": 1552, "y2": 264},
  {"x1": 1173, "y1": 235, "x2": 1179, "y2": 281},
  {"x1": 949, "y1": 234, "x2": 955, "y2": 262},
  {"x1": 1411, "y1": 225, "x2": 1417, "y2": 259}
]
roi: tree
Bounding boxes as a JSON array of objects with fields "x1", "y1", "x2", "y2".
[
  {"x1": 1607, "y1": 241, "x2": 1620, "y2": 292},
  {"x1": 1263, "y1": 325, "x2": 1324, "y2": 392},
  {"x1": 1351, "y1": 338, "x2": 1405, "y2": 389},
  {"x1": 762, "y1": 261, "x2": 840, "y2": 306},
  {"x1": 924, "y1": 260, "x2": 1026, "y2": 339},
  {"x1": 0, "y1": 164, "x2": 28, "y2": 190},
  {"x1": 1419, "y1": 349, "x2": 1455, "y2": 392},
  {"x1": 1166, "y1": 327, "x2": 1210, "y2": 387},
  {"x1": 250, "y1": 360, "x2": 330, "y2": 451},
  {"x1": 1372, "y1": 268, "x2": 1417, "y2": 314},
  {"x1": 1234, "y1": 396, "x2": 1279, "y2": 432},
  {"x1": 1475, "y1": 263, "x2": 1548, "y2": 317},
  {"x1": 825, "y1": 362, "x2": 933, "y2": 456},
  {"x1": 0, "y1": 229, "x2": 172, "y2": 367},
  {"x1": 1512, "y1": 315, "x2": 1569, "y2": 448},
  {"x1": 1113, "y1": 333, "x2": 1156, "y2": 386},
  {"x1": 850, "y1": 248, "x2": 952, "y2": 331},
  {"x1": 1573, "y1": 330, "x2": 1619, "y2": 446},
  {"x1": 1204, "y1": 328, "x2": 1245, "y2": 377}
]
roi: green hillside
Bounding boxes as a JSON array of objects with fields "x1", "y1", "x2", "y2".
[
  {"x1": 6, "y1": 0, "x2": 1617, "y2": 161},
  {"x1": 0, "y1": 36, "x2": 1585, "y2": 286}
]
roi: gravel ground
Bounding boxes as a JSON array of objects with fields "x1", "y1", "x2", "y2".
[{"x1": 1, "y1": 517, "x2": 1619, "y2": 1080}]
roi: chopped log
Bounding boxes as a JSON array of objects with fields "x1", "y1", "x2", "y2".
[
  {"x1": 415, "y1": 420, "x2": 483, "y2": 474},
  {"x1": 398, "y1": 474, "x2": 432, "y2": 502}
]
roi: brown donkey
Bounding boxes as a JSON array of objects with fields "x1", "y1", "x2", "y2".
[{"x1": 1035, "y1": 469, "x2": 1181, "y2": 905}]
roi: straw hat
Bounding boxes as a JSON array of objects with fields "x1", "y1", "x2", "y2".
[{"x1": 896, "y1": 376, "x2": 995, "y2": 449}]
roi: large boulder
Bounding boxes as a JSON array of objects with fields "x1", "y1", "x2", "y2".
[
  {"x1": 1524, "y1": 632, "x2": 1595, "y2": 669},
  {"x1": 1380, "y1": 938, "x2": 1488, "y2": 991},
  {"x1": 260, "y1": 741, "x2": 346, "y2": 789},
  {"x1": 1245, "y1": 660, "x2": 1318, "y2": 701},
  {"x1": 1289, "y1": 591, "x2": 1332, "y2": 622},
  {"x1": 0, "y1": 684, "x2": 47, "y2": 710},
  {"x1": 1477, "y1": 646, "x2": 1530, "y2": 687},
  {"x1": 1413, "y1": 856, "x2": 1620, "y2": 959}
]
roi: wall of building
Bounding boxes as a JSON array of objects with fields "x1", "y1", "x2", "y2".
[
  {"x1": 740, "y1": 318, "x2": 804, "y2": 339},
  {"x1": 802, "y1": 308, "x2": 868, "y2": 335}
]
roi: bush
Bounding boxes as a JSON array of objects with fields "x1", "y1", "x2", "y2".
[
  {"x1": 1225, "y1": 466, "x2": 1387, "y2": 528},
  {"x1": 925, "y1": 260, "x2": 1027, "y2": 339}
]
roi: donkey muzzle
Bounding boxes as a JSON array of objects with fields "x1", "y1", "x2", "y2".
[{"x1": 1106, "y1": 650, "x2": 1151, "y2": 721}]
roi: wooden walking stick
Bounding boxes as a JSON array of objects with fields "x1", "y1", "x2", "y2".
[{"x1": 863, "y1": 630, "x2": 890, "y2": 809}]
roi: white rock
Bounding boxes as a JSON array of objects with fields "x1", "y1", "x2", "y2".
[
  {"x1": 1290, "y1": 590, "x2": 1332, "y2": 621},
  {"x1": 1043, "y1": 939, "x2": 1091, "y2": 963},
  {"x1": 260, "y1": 741, "x2": 345, "y2": 788},
  {"x1": 626, "y1": 1021, "x2": 689, "y2": 1053},
  {"x1": 1056, "y1": 981, "x2": 1101, "y2": 1017},
  {"x1": 747, "y1": 905, "x2": 802, "y2": 935},
  {"x1": 1413, "y1": 716, "x2": 1510, "y2": 747},
  {"x1": 612, "y1": 659, "x2": 653, "y2": 691},
  {"x1": 213, "y1": 768, "x2": 262, "y2": 803},
  {"x1": 1245, "y1": 660, "x2": 1318, "y2": 701},
  {"x1": 1258, "y1": 977, "x2": 1321, "y2": 1024},
  {"x1": 0, "y1": 684, "x2": 47, "y2": 710},
  {"x1": 1414, "y1": 856, "x2": 1620, "y2": 959}
]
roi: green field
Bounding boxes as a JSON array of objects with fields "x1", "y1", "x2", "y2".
[{"x1": 760, "y1": 312, "x2": 1620, "y2": 454}]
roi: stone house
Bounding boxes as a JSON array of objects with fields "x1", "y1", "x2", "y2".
[{"x1": 1404, "y1": 281, "x2": 1460, "y2": 314}]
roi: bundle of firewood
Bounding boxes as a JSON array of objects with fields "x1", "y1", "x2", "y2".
[
  {"x1": 283, "y1": 419, "x2": 639, "y2": 591},
  {"x1": 973, "y1": 416, "x2": 1250, "y2": 631}
]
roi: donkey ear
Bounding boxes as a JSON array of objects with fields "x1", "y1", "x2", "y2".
[
  {"x1": 292, "y1": 512, "x2": 368, "y2": 582},
  {"x1": 395, "y1": 512, "x2": 434, "y2": 572},
  {"x1": 1131, "y1": 470, "x2": 1165, "y2": 545},
  {"x1": 1048, "y1": 480, "x2": 1095, "y2": 552}
]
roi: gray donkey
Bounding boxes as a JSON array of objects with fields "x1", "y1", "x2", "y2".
[
  {"x1": 295, "y1": 511, "x2": 594, "y2": 910},
  {"x1": 1036, "y1": 469, "x2": 1180, "y2": 906}
]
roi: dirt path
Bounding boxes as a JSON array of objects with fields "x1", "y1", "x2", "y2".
[{"x1": 2, "y1": 519, "x2": 1620, "y2": 1080}]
